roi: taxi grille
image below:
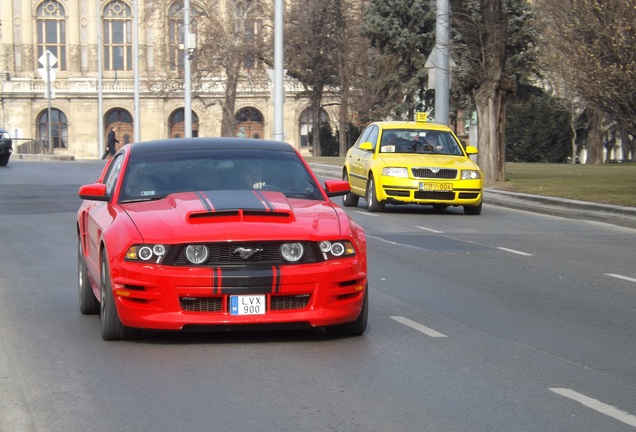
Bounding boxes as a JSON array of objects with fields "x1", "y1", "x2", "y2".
[
  {"x1": 414, "y1": 191, "x2": 455, "y2": 200},
  {"x1": 411, "y1": 168, "x2": 457, "y2": 179}
]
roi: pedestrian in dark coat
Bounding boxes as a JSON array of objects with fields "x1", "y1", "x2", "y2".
[{"x1": 102, "y1": 127, "x2": 120, "y2": 159}]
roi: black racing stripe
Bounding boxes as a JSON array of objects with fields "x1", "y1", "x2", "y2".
[
  {"x1": 215, "y1": 267, "x2": 275, "y2": 294},
  {"x1": 195, "y1": 191, "x2": 213, "y2": 212},
  {"x1": 254, "y1": 190, "x2": 275, "y2": 211},
  {"x1": 272, "y1": 266, "x2": 282, "y2": 293},
  {"x1": 203, "y1": 190, "x2": 267, "y2": 212}
]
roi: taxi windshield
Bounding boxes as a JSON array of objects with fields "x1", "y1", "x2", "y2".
[{"x1": 379, "y1": 130, "x2": 464, "y2": 156}]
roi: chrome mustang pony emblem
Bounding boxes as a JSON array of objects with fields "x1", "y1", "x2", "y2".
[{"x1": 233, "y1": 247, "x2": 264, "y2": 260}]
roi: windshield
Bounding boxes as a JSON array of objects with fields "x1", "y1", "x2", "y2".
[
  {"x1": 379, "y1": 129, "x2": 464, "y2": 156},
  {"x1": 119, "y1": 148, "x2": 323, "y2": 203}
]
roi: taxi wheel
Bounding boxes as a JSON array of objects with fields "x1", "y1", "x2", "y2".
[
  {"x1": 78, "y1": 239, "x2": 99, "y2": 315},
  {"x1": 463, "y1": 201, "x2": 482, "y2": 215},
  {"x1": 366, "y1": 176, "x2": 385, "y2": 212},
  {"x1": 100, "y1": 252, "x2": 133, "y2": 340},
  {"x1": 342, "y1": 171, "x2": 359, "y2": 207}
]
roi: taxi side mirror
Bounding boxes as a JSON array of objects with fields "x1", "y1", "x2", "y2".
[
  {"x1": 359, "y1": 141, "x2": 373, "y2": 151},
  {"x1": 464, "y1": 145, "x2": 478, "y2": 155}
]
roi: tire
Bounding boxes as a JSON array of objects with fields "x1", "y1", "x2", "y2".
[
  {"x1": 365, "y1": 175, "x2": 384, "y2": 212},
  {"x1": 326, "y1": 287, "x2": 368, "y2": 337},
  {"x1": 463, "y1": 201, "x2": 482, "y2": 215},
  {"x1": 100, "y1": 252, "x2": 132, "y2": 340},
  {"x1": 0, "y1": 155, "x2": 9, "y2": 167},
  {"x1": 78, "y1": 239, "x2": 99, "y2": 315},
  {"x1": 342, "y1": 171, "x2": 359, "y2": 207}
]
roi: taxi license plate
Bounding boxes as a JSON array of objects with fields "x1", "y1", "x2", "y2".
[
  {"x1": 419, "y1": 182, "x2": 452, "y2": 191},
  {"x1": 230, "y1": 295, "x2": 266, "y2": 315}
]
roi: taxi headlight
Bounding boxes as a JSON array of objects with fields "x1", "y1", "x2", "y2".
[
  {"x1": 461, "y1": 170, "x2": 481, "y2": 180},
  {"x1": 185, "y1": 244, "x2": 209, "y2": 264},
  {"x1": 382, "y1": 167, "x2": 409, "y2": 178}
]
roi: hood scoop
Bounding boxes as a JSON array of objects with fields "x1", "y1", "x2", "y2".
[{"x1": 187, "y1": 190, "x2": 294, "y2": 223}]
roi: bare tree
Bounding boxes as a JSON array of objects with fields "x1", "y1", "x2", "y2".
[
  {"x1": 450, "y1": 0, "x2": 537, "y2": 184},
  {"x1": 536, "y1": 0, "x2": 636, "y2": 163},
  {"x1": 285, "y1": 0, "x2": 340, "y2": 156}
]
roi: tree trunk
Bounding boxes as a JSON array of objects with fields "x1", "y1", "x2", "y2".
[
  {"x1": 585, "y1": 107, "x2": 604, "y2": 164},
  {"x1": 474, "y1": 83, "x2": 507, "y2": 184},
  {"x1": 221, "y1": 65, "x2": 239, "y2": 137},
  {"x1": 311, "y1": 87, "x2": 323, "y2": 156}
]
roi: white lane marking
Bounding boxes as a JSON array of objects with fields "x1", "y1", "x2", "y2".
[
  {"x1": 497, "y1": 247, "x2": 534, "y2": 256},
  {"x1": 605, "y1": 273, "x2": 636, "y2": 283},
  {"x1": 367, "y1": 234, "x2": 398, "y2": 245},
  {"x1": 353, "y1": 210, "x2": 379, "y2": 217},
  {"x1": 391, "y1": 316, "x2": 448, "y2": 338},
  {"x1": 549, "y1": 388, "x2": 636, "y2": 427},
  {"x1": 415, "y1": 226, "x2": 445, "y2": 234}
]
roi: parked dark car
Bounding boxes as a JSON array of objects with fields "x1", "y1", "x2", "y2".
[{"x1": 0, "y1": 129, "x2": 12, "y2": 166}]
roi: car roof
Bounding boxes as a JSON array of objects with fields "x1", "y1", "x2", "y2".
[
  {"x1": 127, "y1": 137, "x2": 295, "y2": 154},
  {"x1": 371, "y1": 121, "x2": 453, "y2": 132}
]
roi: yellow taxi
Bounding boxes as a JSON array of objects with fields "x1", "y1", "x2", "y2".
[{"x1": 342, "y1": 114, "x2": 483, "y2": 214}]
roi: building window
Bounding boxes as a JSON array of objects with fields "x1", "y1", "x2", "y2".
[
  {"x1": 169, "y1": 109, "x2": 199, "y2": 138},
  {"x1": 36, "y1": 0, "x2": 67, "y2": 70},
  {"x1": 235, "y1": 107, "x2": 264, "y2": 139},
  {"x1": 103, "y1": 1, "x2": 132, "y2": 71},
  {"x1": 38, "y1": 108, "x2": 68, "y2": 151},
  {"x1": 299, "y1": 108, "x2": 329, "y2": 148},
  {"x1": 168, "y1": 2, "x2": 207, "y2": 72}
]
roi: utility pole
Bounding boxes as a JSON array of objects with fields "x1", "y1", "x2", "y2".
[
  {"x1": 133, "y1": 0, "x2": 140, "y2": 142},
  {"x1": 184, "y1": 0, "x2": 192, "y2": 137},
  {"x1": 273, "y1": 0, "x2": 284, "y2": 141},
  {"x1": 435, "y1": 0, "x2": 450, "y2": 125}
]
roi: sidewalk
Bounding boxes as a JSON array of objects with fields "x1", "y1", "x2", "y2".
[{"x1": 309, "y1": 163, "x2": 636, "y2": 230}]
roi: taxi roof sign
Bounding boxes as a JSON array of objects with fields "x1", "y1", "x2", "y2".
[{"x1": 415, "y1": 112, "x2": 427, "y2": 123}]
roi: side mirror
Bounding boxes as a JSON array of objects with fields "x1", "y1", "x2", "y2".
[
  {"x1": 464, "y1": 145, "x2": 478, "y2": 155},
  {"x1": 324, "y1": 179, "x2": 351, "y2": 198},
  {"x1": 359, "y1": 141, "x2": 373, "y2": 151},
  {"x1": 78, "y1": 183, "x2": 109, "y2": 201}
]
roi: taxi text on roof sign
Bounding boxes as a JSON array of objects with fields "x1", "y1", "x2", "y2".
[{"x1": 415, "y1": 112, "x2": 428, "y2": 123}]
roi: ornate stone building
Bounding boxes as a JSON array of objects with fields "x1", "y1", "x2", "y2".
[{"x1": 0, "y1": 0, "x2": 324, "y2": 158}]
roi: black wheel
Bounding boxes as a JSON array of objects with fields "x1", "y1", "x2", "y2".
[
  {"x1": 326, "y1": 287, "x2": 368, "y2": 337},
  {"x1": 365, "y1": 176, "x2": 384, "y2": 212},
  {"x1": 342, "y1": 171, "x2": 359, "y2": 207},
  {"x1": 78, "y1": 239, "x2": 99, "y2": 315},
  {"x1": 100, "y1": 252, "x2": 132, "y2": 340},
  {"x1": 463, "y1": 201, "x2": 482, "y2": 215},
  {"x1": 0, "y1": 155, "x2": 9, "y2": 166}
]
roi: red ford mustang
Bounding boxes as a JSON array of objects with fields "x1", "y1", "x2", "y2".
[{"x1": 77, "y1": 138, "x2": 367, "y2": 340}]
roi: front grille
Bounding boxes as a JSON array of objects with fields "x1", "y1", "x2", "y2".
[
  {"x1": 414, "y1": 191, "x2": 455, "y2": 200},
  {"x1": 385, "y1": 189, "x2": 410, "y2": 197},
  {"x1": 458, "y1": 192, "x2": 480, "y2": 199},
  {"x1": 180, "y1": 297, "x2": 223, "y2": 312},
  {"x1": 173, "y1": 242, "x2": 317, "y2": 266},
  {"x1": 179, "y1": 295, "x2": 310, "y2": 312},
  {"x1": 270, "y1": 294, "x2": 310, "y2": 310},
  {"x1": 411, "y1": 168, "x2": 457, "y2": 179}
]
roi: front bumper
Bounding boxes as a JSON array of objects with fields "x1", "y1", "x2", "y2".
[
  {"x1": 378, "y1": 176, "x2": 482, "y2": 206},
  {"x1": 109, "y1": 258, "x2": 367, "y2": 331}
]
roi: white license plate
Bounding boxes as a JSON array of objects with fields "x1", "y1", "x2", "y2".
[
  {"x1": 230, "y1": 295, "x2": 266, "y2": 315},
  {"x1": 419, "y1": 182, "x2": 452, "y2": 191}
]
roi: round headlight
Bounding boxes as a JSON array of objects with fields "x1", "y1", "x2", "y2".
[
  {"x1": 281, "y1": 243, "x2": 304, "y2": 262},
  {"x1": 138, "y1": 246, "x2": 153, "y2": 261},
  {"x1": 330, "y1": 242, "x2": 345, "y2": 257},
  {"x1": 185, "y1": 244, "x2": 209, "y2": 264},
  {"x1": 153, "y1": 244, "x2": 166, "y2": 256},
  {"x1": 319, "y1": 241, "x2": 332, "y2": 253}
]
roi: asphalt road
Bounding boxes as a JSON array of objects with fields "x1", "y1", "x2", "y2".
[{"x1": 1, "y1": 160, "x2": 635, "y2": 432}]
